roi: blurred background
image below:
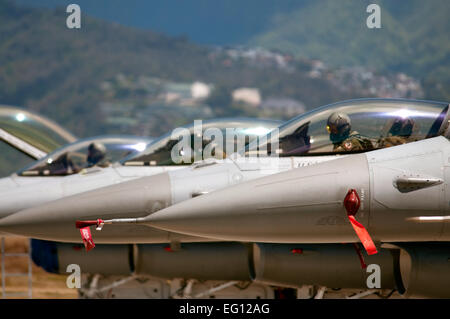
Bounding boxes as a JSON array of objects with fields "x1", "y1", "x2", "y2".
[{"x1": 0, "y1": 0, "x2": 449, "y2": 174}]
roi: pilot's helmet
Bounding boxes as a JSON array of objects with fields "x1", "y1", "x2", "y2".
[
  {"x1": 389, "y1": 117, "x2": 414, "y2": 137},
  {"x1": 327, "y1": 112, "x2": 351, "y2": 142},
  {"x1": 87, "y1": 142, "x2": 107, "y2": 166}
]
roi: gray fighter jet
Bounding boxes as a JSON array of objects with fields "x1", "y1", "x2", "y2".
[
  {"x1": 60, "y1": 135, "x2": 450, "y2": 297},
  {"x1": 0, "y1": 111, "x2": 281, "y2": 245},
  {"x1": 2, "y1": 98, "x2": 449, "y2": 298},
  {"x1": 142, "y1": 135, "x2": 450, "y2": 244},
  {"x1": 134, "y1": 135, "x2": 450, "y2": 298},
  {"x1": 0, "y1": 112, "x2": 283, "y2": 298},
  {"x1": 1, "y1": 98, "x2": 447, "y2": 245},
  {"x1": 0, "y1": 117, "x2": 280, "y2": 221}
]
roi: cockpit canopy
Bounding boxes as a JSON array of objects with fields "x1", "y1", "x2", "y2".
[
  {"x1": 0, "y1": 106, "x2": 77, "y2": 156},
  {"x1": 245, "y1": 99, "x2": 449, "y2": 157},
  {"x1": 18, "y1": 136, "x2": 151, "y2": 176},
  {"x1": 122, "y1": 118, "x2": 282, "y2": 166}
]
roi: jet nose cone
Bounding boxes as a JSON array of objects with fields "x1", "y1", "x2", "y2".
[
  {"x1": 145, "y1": 154, "x2": 370, "y2": 243},
  {"x1": 0, "y1": 173, "x2": 172, "y2": 241},
  {"x1": 143, "y1": 189, "x2": 255, "y2": 240},
  {"x1": 0, "y1": 211, "x2": 59, "y2": 238}
]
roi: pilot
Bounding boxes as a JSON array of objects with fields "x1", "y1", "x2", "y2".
[
  {"x1": 326, "y1": 112, "x2": 374, "y2": 152},
  {"x1": 377, "y1": 117, "x2": 414, "y2": 148},
  {"x1": 86, "y1": 142, "x2": 109, "y2": 168}
]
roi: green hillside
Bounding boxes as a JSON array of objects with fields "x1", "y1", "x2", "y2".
[
  {"x1": 0, "y1": 0, "x2": 211, "y2": 136},
  {"x1": 0, "y1": 0, "x2": 363, "y2": 138},
  {"x1": 250, "y1": 0, "x2": 449, "y2": 100}
]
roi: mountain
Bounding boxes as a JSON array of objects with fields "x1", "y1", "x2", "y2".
[
  {"x1": 13, "y1": 0, "x2": 311, "y2": 45},
  {"x1": 0, "y1": 0, "x2": 214, "y2": 136},
  {"x1": 0, "y1": 0, "x2": 367, "y2": 138},
  {"x1": 13, "y1": 0, "x2": 449, "y2": 102},
  {"x1": 250, "y1": 0, "x2": 450, "y2": 100}
]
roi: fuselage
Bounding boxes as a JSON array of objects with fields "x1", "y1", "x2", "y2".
[{"x1": 0, "y1": 156, "x2": 339, "y2": 242}]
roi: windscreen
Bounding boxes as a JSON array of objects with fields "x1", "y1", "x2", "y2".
[
  {"x1": 0, "y1": 106, "x2": 76, "y2": 153},
  {"x1": 18, "y1": 136, "x2": 150, "y2": 176},
  {"x1": 245, "y1": 99, "x2": 449, "y2": 157},
  {"x1": 122, "y1": 118, "x2": 281, "y2": 166}
]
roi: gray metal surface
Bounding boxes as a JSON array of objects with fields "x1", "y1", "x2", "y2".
[{"x1": 143, "y1": 136, "x2": 450, "y2": 243}]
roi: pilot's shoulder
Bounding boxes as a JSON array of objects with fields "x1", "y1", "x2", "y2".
[
  {"x1": 349, "y1": 131, "x2": 374, "y2": 144},
  {"x1": 348, "y1": 131, "x2": 366, "y2": 140}
]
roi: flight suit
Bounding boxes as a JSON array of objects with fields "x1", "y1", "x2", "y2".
[{"x1": 333, "y1": 131, "x2": 374, "y2": 152}]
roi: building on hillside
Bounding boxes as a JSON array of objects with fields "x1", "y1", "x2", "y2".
[
  {"x1": 191, "y1": 81, "x2": 212, "y2": 100},
  {"x1": 232, "y1": 88, "x2": 261, "y2": 107}
]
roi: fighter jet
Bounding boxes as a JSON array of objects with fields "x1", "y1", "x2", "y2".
[
  {"x1": 3, "y1": 98, "x2": 449, "y2": 298},
  {"x1": 62, "y1": 134, "x2": 450, "y2": 297},
  {"x1": 0, "y1": 112, "x2": 283, "y2": 298},
  {"x1": 134, "y1": 135, "x2": 450, "y2": 298},
  {"x1": 141, "y1": 135, "x2": 450, "y2": 244},
  {"x1": 0, "y1": 113, "x2": 281, "y2": 246},
  {"x1": 1, "y1": 98, "x2": 447, "y2": 246},
  {"x1": 0, "y1": 117, "x2": 280, "y2": 220}
]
